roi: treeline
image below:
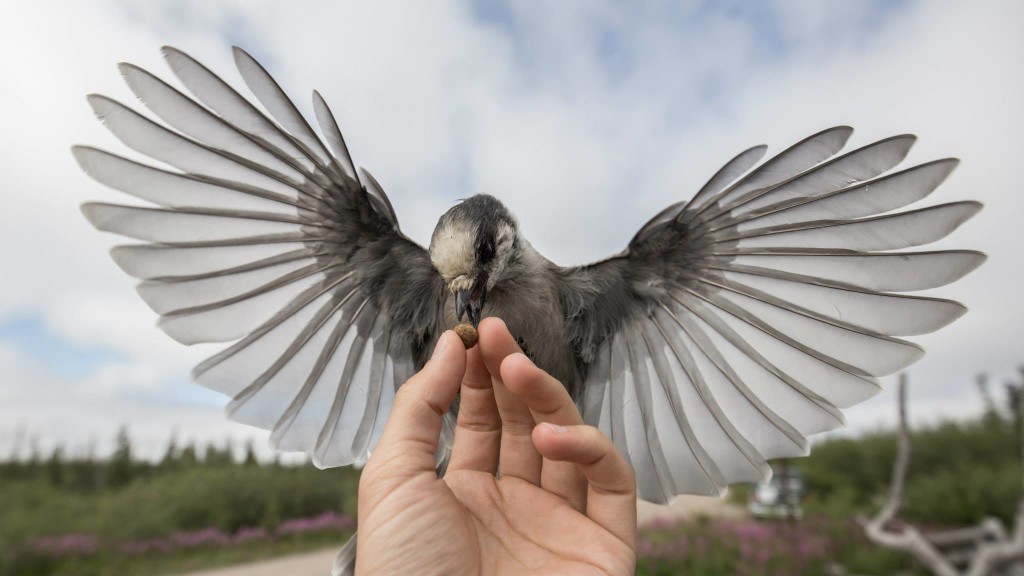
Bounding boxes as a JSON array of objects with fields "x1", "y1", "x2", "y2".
[
  {"x1": 794, "y1": 373, "x2": 1024, "y2": 527},
  {"x1": 0, "y1": 429, "x2": 361, "y2": 546},
  {"x1": 2, "y1": 428, "x2": 274, "y2": 494}
]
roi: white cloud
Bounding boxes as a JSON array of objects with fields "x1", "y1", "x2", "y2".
[
  {"x1": 0, "y1": 340, "x2": 268, "y2": 461},
  {"x1": 1, "y1": 0, "x2": 1020, "y2": 456}
]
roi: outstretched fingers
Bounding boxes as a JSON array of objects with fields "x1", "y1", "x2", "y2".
[{"x1": 532, "y1": 423, "x2": 637, "y2": 548}]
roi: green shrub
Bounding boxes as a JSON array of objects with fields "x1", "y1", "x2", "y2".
[{"x1": 800, "y1": 415, "x2": 1022, "y2": 527}]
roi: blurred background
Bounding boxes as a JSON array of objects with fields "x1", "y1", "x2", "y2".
[{"x1": 1, "y1": 1, "x2": 1022, "y2": 574}]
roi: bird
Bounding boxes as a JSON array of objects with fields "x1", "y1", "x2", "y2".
[{"x1": 77, "y1": 46, "x2": 983, "y2": 572}]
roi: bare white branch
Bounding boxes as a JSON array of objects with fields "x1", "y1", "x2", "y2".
[{"x1": 860, "y1": 373, "x2": 1024, "y2": 576}]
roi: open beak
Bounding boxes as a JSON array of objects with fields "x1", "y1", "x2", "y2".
[{"x1": 455, "y1": 274, "x2": 488, "y2": 327}]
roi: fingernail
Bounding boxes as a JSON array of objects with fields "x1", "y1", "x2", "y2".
[
  {"x1": 431, "y1": 333, "x2": 450, "y2": 359},
  {"x1": 543, "y1": 422, "x2": 568, "y2": 434}
]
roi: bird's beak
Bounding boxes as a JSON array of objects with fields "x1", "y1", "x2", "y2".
[{"x1": 455, "y1": 273, "x2": 488, "y2": 328}]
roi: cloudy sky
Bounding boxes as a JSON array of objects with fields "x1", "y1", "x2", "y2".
[{"x1": 1, "y1": 0, "x2": 1021, "y2": 461}]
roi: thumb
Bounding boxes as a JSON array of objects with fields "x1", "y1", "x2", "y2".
[{"x1": 366, "y1": 331, "x2": 467, "y2": 476}]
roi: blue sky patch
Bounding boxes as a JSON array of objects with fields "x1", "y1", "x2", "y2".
[{"x1": 0, "y1": 315, "x2": 123, "y2": 379}]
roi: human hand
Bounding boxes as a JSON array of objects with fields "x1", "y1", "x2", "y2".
[{"x1": 356, "y1": 317, "x2": 637, "y2": 575}]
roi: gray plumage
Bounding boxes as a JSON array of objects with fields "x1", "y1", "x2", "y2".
[{"x1": 77, "y1": 47, "x2": 985, "y2": 575}]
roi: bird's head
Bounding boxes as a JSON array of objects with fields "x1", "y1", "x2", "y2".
[{"x1": 429, "y1": 194, "x2": 520, "y2": 327}]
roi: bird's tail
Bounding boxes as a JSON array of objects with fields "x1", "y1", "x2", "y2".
[{"x1": 331, "y1": 531, "x2": 358, "y2": 576}]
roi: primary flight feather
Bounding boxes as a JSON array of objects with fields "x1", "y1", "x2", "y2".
[{"x1": 78, "y1": 46, "x2": 984, "y2": 504}]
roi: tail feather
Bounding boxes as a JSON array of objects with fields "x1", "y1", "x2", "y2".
[{"x1": 331, "y1": 532, "x2": 357, "y2": 576}]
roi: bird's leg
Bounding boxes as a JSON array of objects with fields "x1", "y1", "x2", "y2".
[{"x1": 515, "y1": 336, "x2": 536, "y2": 362}]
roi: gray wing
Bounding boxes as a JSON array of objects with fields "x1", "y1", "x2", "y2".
[
  {"x1": 564, "y1": 127, "x2": 985, "y2": 502},
  {"x1": 77, "y1": 46, "x2": 447, "y2": 467}
]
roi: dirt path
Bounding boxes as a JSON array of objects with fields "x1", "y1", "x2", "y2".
[
  {"x1": 179, "y1": 548, "x2": 340, "y2": 576},
  {"x1": 180, "y1": 496, "x2": 744, "y2": 576}
]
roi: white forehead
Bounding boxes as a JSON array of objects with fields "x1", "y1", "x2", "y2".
[{"x1": 430, "y1": 220, "x2": 475, "y2": 280}]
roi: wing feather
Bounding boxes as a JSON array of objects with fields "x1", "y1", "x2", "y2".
[
  {"x1": 725, "y1": 159, "x2": 958, "y2": 232},
  {"x1": 227, "y1": 297, "x2": 355, "y2": 430},
  {"x1": 119, "y1": 63, "x2": 310, "y2": 184},
  {"x1": 699, "y1": 277, "x2": 924, "y2": 376},
  {"x1": 710, "y1": 134, "x2": 916, "y2": 220},
  {"x1": 162, "y1": 46, "x2": 325, "y2": 178},
  {"x1": 136, "y1": 257, "x2": 318, "y2": 314},
  {"x1": 81, "y1": 203, "x2": 312, "y2": 243},
  {"x1": 626, "y1": 326, "x2": 685, "y2": 500},
  {"x1": 73, "y1": 146, "x2": 300, "y2": 214},
  {"x1": 269, "y1": 290, "x2": 370, "y2": 453},
  {"x1": 351, "y1": 319, "x2": 391, "y2": 460},
  {"x1": 679, "y1": 144, "x2": 767, "y2": 218},
  {"x1": 231, "y1": 47, "x2": 335, "y2": 169},
  {"x1": 667, "y1": 305, "x2": 808, "y2": 458},
  {"x1": 721, "y1": 250, "x2": 985, "y2": 292},
  {"x1": 724, "y1": 202, "x2": 982, "y2": 251},
  {"x1": 87, "y1": 95, "x2": 305, "y2": 199},
  {"x1": 606, "y1": 335, "x2": 631, "y2": 474},
  {"x1": 313, "y1": 300, "x2": 378, "y2": 468},
  {"x1": 715, "y1": 269, "x2": 966, "y2": 336},
  {"x1": 611, "y1": 334, "x2": 668, "y2": 502},
  {"x1": 312, "y1": 90, "x2": 360, "y2": 182},
  {"x1": 685, "y1": 126, "x2": 853, "y2": 223},
  {"x1": 636, "y1": 144, "x2": 766, "y2": 244},
  {"x1": 109, "y1": 244, "x2": 313, "y2": 280},
  {"x1": 646, "y1": 314, "x2": 765, "y2": 486}
]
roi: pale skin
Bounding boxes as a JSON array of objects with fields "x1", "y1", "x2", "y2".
[{"x1": 356, "y1": 318, "x2": 638, "y2": 575}]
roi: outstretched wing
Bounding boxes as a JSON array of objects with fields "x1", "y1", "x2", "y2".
[
  {"x1": 568, "y1": 127, "x2": 984, "y2": 503},
  {"x1": 77, "y1": 47, "x2": 448, "y2": 467}
]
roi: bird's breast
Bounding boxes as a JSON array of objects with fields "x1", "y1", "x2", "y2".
[{"x1": 443, "y1": 287, "x2": 582, "y2": 396}]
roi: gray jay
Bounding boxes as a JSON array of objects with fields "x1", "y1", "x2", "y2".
[{"x1": 77, "y1": 47, "x2": 983, "y2": 572}]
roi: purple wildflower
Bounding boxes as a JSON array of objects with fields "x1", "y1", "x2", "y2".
[{"x1": 33, "y1": 534, "x2": 99, "y2": 557}]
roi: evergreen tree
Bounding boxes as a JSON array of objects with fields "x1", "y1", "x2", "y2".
[
  {"x1": 46, "y1": 446, "x2": 65, "y2": 486},
  {"x1": 216, "y1": 437, "x2": 235, "y2": 466},
  {"x1": 243, "y1": 440, "x2": 259, "y2": 467},
  {"x1": 1007, "y1": 367, "x2": 1024, "y2": 467},
  {"x1": 107, "y1": 426, "x2": 134, "y2": 488},
  {"x1": 70, "y1": 441, "x2": 101, "y2": 492},
  {"x1": 25, "y1": 437, "x2": 42, "y2": 480},
  {"x1": 204, "y1": 441, "x2": 232, "y2": 466},
  {"x1": 159, "y1": 432, "x2": 180, "y2": 471},
  {"x1": 1005, "y1": 370, "x2": 1023, "y2": 438},
  {"x1": 977, "y1": 372, "x2": 1004, "y2": 430},
  {"x1": 179, "y1": 441, "x2": 198, "y2": 467}
]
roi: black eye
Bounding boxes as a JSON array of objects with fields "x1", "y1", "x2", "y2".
[{"x1": 479, "y1": 239, "x2": 495, "y2": 262}]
